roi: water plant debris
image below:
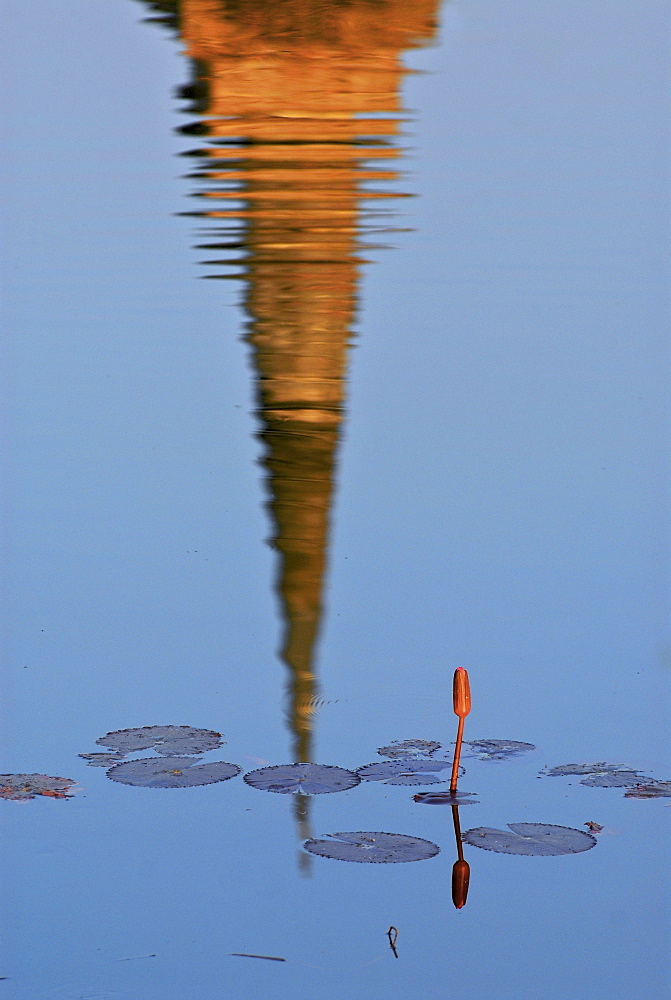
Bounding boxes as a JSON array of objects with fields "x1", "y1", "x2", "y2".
[
  {"x1": 303, "y1": 831, "x2": 440, "y2": 864},
  {"x1": 463, "y1": 823, "x2": 597, "y2": 856},
  {"x1": 624, "y1": 781, "x2": 671, "y2": 799},
  {"x1": 107, "y1": 757, "x2": 241, "y2": 788},
  {"x1": 357, "y1": 759, "x2": 456, "y2": 785},
  {"x1": 96, "y1": 726, "x2": 223, "y2": 756},
  {"x1": 0, "y1": 774, "x2": 76, "y2": 801},
  {"x1": 231, "y1": 954, "x2": 286, "y2": 962},
  {"x1": 387, "y1": 927, "x2": 399, "y2": 958},
  {"x1": 243, "y1": 763, "x2": 360, "y2": 795},
  {"x1": 585, "y1": 821, "x2": 604, "y2": 833}
]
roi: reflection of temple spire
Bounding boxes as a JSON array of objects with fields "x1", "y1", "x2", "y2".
[{"x1": 140, "y1": 0, "x2": 438, "y2": 776}]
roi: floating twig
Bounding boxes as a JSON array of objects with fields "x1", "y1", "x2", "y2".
[
  {"x1": 231, "y1": 953, "x2": 286, "y2": 962},
  {"x1": 387, "y1": 926, "x2": 399, "y2": 958}
]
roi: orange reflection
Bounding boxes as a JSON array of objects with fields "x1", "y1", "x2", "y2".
[
  {"x1": 160, "y1": 0, "x2": 439, "y2": 760},
  {"x1": 142, "y1": 1, "x2": 439, "y2": 859}
]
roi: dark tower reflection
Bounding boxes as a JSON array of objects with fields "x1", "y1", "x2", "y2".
[{"x1": 139, "y1": 2, "x2": 438, "y2": 852}]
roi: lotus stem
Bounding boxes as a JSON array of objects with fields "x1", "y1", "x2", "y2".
[{"x1": 450, "y1": 667, "x2": 471, "y2": 793}]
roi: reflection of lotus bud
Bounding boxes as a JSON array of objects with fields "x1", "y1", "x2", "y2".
[
  {"x1": 451, "y1": 858, "x2": 470, "y2": 909},
  {"x1": 453, "y1": 667, "x2": 471, "y2": 718}
]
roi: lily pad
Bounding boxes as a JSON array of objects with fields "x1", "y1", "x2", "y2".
[
  {"x1": 96, "y1": 726, "x2": 223, "y2": 756},
  {"x1": 107, "y1": 757, "x2": 240, "y2": 788},
  {"x1": 581, "y1": 770, "x2": 652, "y2": 788},
  {"x1": 413, "y1": 790, "x2": 479, "y2": 805},
  {"x1": 303, "y1": 831, "x2": 440, "y2": 864},
  {"x1": 357, "y1": 759, "x2": 457, "y2": 786},
  {"x1": 464, "y1": 740, "x2": 536, "y2": 759},
  {"x1": 541, "y1": 762, "x2": 625, "y2": 777},
  {"x1": 243, "y1": 763, "x2": 360, "y2": 795},
  {"x1": 377, "y1": 739, "x2": 442, "y2": 759},
  {"x1": 624, "y1": 781, "x2": 671, "y2": 799},
  {"x1": 0, "y1": 774, "x2": 76, "y2": 801},
  {"x1": 79, "y1": 752, "x2": 127, "y2": 767},
  {"x1": 463, "y1": 823, "x2": 597, "y2": 856}
]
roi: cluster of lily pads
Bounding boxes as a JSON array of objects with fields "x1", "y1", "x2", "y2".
[
  {"x1": 81, "y1": 725, "x2": 239, "y2": 788},
  {"x1": 4, "y1": 729, "x2": 668, "y2": 865},
  {"x1": 78, "y1": 731, "x2": 543, "y2": 791},
  {"x1": 539, "y1": 761, "x2": 671, "y2": 798}
]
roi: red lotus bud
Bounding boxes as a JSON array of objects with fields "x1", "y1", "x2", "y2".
[{"x1": 453, "y1": 667, "x2": 471, "y2": 718}]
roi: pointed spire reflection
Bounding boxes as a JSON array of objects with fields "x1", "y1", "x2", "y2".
[{"x1": 140, "y1": 1, "x2": 439, "y2": 828}]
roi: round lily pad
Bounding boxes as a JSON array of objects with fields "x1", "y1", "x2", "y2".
[
  {"x1": 106, "y1": 757, "x2": 241, "y2": 788},
  {"x1": 463, "y1": 823, "x2": 597, "y2": 856},
  {"x1": 303, "y1": 831, "x2": 440, "y2": 863},
  {"x1": 0, "y1": 774, "x2": 76, "y2": 801},
  {"x1": 243, "y1": 763, "x2": 360, "y2": 795},
  {"x1": 96, "y1": 726, "x2": 223, "y2": 756},
  {"x1": 79, "y1": 752, "x2": 126, "y2": 767},
  {"x1": 357, "y1": 759, "x2": 457, "y2": 786},
  {"x1": 464, "y1": 740, "x2": 536, "y2": 759},
  {"x1": 377, "y1": 739, "x2": 442, "y2": 759},
  {"x1": 542, "y1": 762, "x2": 625, "y2": 777},
  {"x1": 413, "y1": 790, "x2": 479, "y2": 805},
  {"x1": 581, "y1": 770, "x2": 652, "y2": 787}
]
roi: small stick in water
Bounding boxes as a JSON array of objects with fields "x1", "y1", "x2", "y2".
[
  {"x1": 387, "y1": 926, "x2": 399, "y2": 958},
  {"x1": 450, "y1": 667, "x2": 471, "y2": 793}
]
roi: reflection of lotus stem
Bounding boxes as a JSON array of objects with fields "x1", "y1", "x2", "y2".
[
  {"x1": 451, "y1": 803, "x2": 464, "y2": 861},
  {"x1": 451, "y1": 803, "x2": 470, "y2": 908},
  {"x1": 450, "y1": 667, "x2": 471, "y2": 793}
]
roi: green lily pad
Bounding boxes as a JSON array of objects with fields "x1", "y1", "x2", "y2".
[
  {"x1": 377, "y1": 739, "x2": 442, "y2": 759},
  {"x1": 96, "y1": 726, "x2": 223, "y2": 756},
  {"x1": 243, "y1": 763, "x2": 360, "y2": 795},
  {"x1": 303, "y1": 831, "x2": 440, "y2": 863},
  {"x1": 79, "y1": 752, "x2": 127, "y2": 767},
  {"x1": 541, "y1": 762, "x2": 625, "y2": 777},
  {"x1": 463, "y1": 823, "x2": 597, "y2": 856},
  {"x1": 413, "y1": 790, "x2": 479, "y2": 805},
  {"x1": 581, "y1": 770, "x2": 652, "y2": 787},
  {"x1": 357, "y1": 759, "x2": 458, "y2": 786},
  {"x1": 464, "y1": 740, "x2": 536, "y2": 759},
  {"x1": 107, "y1": 757, "x2": 240, "y2": 788},
  {"x1": 541, "y1": 762, "x2": 655, "y2": 787}
]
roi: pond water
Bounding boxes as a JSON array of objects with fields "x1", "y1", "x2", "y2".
[{"x1": 2, "y1": 1, "x2": 670, "y2": 998}]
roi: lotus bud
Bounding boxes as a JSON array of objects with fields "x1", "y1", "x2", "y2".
[{"x1": 453, "y1": 667, "x2": 471, "y2": 718}]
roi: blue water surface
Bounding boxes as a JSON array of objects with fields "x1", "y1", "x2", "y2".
[{"x1": 1, "y1": 2, "x2": 669, "y2": 998}]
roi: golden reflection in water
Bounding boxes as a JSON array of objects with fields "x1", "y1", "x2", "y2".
[{"x1": 140, "y1": 2, "x2": 438, "y2": 851}]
